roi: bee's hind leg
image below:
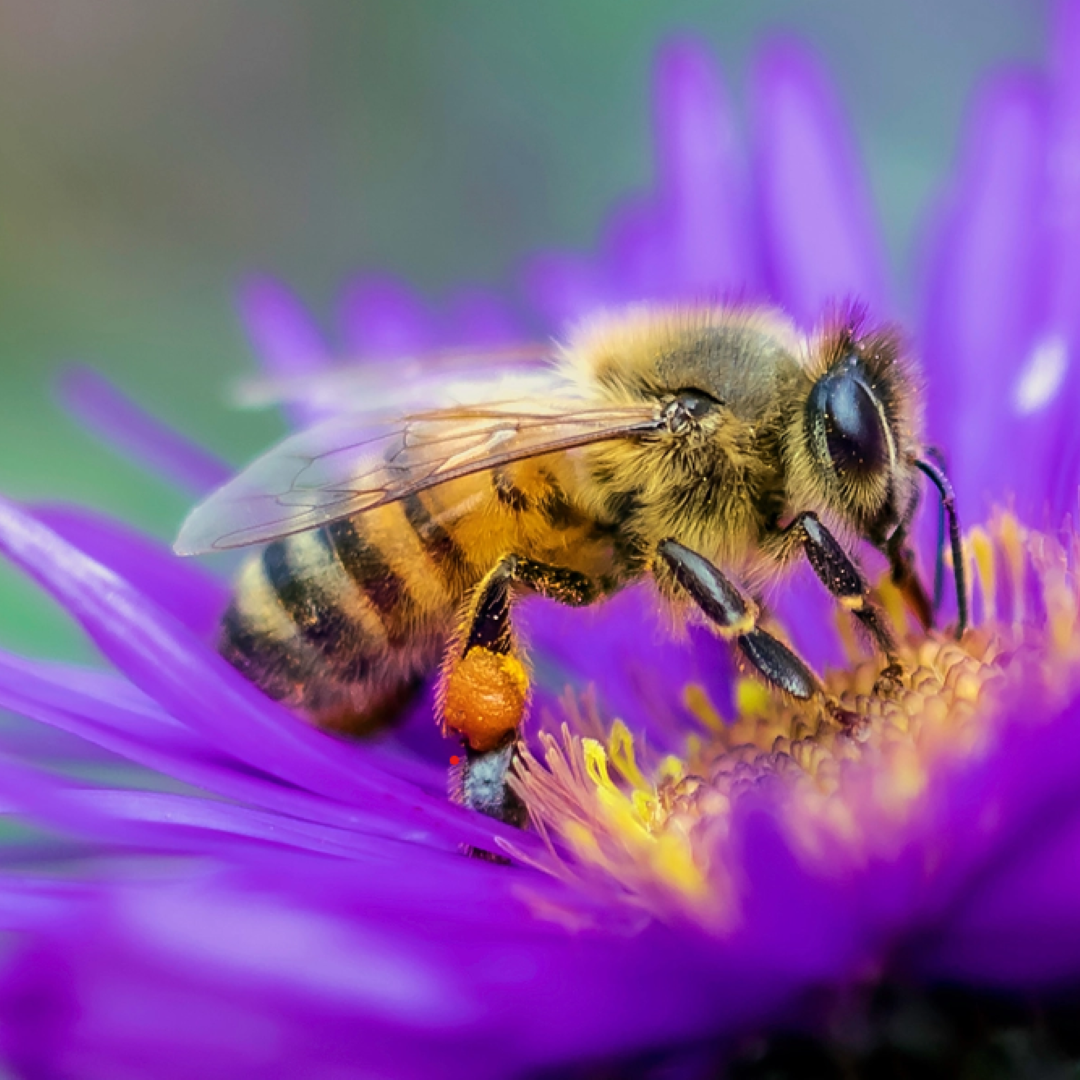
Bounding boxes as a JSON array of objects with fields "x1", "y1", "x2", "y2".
[
  {"x1": 441, "y1": 555, "x2": 597, "y2": 830},
  {"x1": 658, "y1": 539, "x2": 821, "y2": 701}
]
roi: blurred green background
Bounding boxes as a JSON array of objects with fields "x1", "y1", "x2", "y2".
[{"x1": 0, "y1": 0, "x2": 1045, "y2": 661}]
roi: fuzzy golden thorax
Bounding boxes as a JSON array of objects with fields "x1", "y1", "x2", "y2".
[{"x1": 561, "y1": 304, "x2": 923, "y2": 582}]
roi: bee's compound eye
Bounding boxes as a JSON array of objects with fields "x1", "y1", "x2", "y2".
[{"x1": 810, "y1": 365, "x2": 889, "y2": 477}]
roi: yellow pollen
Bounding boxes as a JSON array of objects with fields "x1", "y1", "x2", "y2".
[{"x1": 734, "y1": 677, "x2": 770, "y2": 717}]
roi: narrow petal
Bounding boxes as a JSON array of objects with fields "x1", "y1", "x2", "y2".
[
  {"x1": 653, "y1": 37, "x2": 757, "y2": 297},
  {"x1": 1047, "y1": 0, "x2": 1080, "y2": 342},
  {"x1": 336, "y1": 274, "x2": 437, "y2": 357},
  {"x1": 519, "y1": 251, "x2": 611, "y2": 331},
  {"x1": 752, "y1": 39, "x2": 890, "y2": 325},
  {"x1": 33, "y1": 505, "x2": 228, "y2": 638},
  {"x1": 236, "y1": 275, "x2": 332, "y2": 428},
  {"x1": 919, "y1": 73, "x2": 1050, "y2": 517},
  {"x1": 0, "y1": 652, "x2": 428, "y2": 845},
  {"x1": 443, "y1": 288, "x2": 522, "y2": 345},
  {"x1": 601, "y1": 196, "x2": 668, "y2": 301},
  {"x1": 57, "y1": 368, "x2": 231, "y2": 497}
]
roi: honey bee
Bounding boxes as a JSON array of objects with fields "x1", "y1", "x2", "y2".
[{"x1": 176, "y1": 304, "x2": 967, "y2": 825}]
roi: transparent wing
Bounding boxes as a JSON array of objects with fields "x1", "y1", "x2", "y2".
[
  {"x1": 233, "y1": 342, "x2": 554, "y2": 417},
  {"x1": 175, "y1": 397, "x2": 663, "y2": 554}
]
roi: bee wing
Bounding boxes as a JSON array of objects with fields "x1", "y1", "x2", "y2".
[
  {"x1": 233, "y1": 342, "x2": 554, "y2": 416},
  {"x1": 175, "y1": 398, "x2": 664, "y2": 554}
]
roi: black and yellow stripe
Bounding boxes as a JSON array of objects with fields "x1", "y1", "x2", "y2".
[
  {"x1": 218, "y1": 460, "x2": 629, "y2": 732},
  {"x1": 219, "y1": 492, "x2": 484, "y2": 723}
]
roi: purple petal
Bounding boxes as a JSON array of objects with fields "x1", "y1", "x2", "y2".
[
  {"x1": 602, "y1": 195, "x2": 669, "y2": 301},
  {"x1": 522, "y1": 587, "x2": 735, "y2": 752},
  {"x1": 33, "y1": 504, "x2": 228, "y2": 638},
  {"x1": 925, "y1": 808, "x2": 1080, "y2": 988},
  {"x1": 0, "y1": 865, "x2": 803, "y2": 1079},
  {"x1": 1027, "y1": 1, "x2": 1080, "y2": 522},
  {"x1": 752, "y1": 39, "x2": 890, "y2": 325},
  {"x1": 519, "y1": 251, "x2": 612, "y2": 331},
  {"x1": 0, "y1": 650, "x2": 429, "y2": 846},
  {"x1": 237, "y1": 275, "x2": 329, "y2": 377},
  {"x1": 652, "y1": 37, "x2": 758, "y2": 297},
  {"x1": 1047, "y1": 0, "x2": 1080, "y2": 341},
  {"x1": 237, "y1": 275, "x2": 333, "y2": 429},
  {"x1": 919, "y1": 72, "x2": 1050, "y2": 518},
  {"x1": 908, "y1": 691, "x2": 1080, "y2": 986},
  {"x1": 443, "y1": 288, "x2": 522, "y2": 345},
  {"x1": 336, "y1": 275, "x2": 437, "y2": 357},
  {"x1": 57, "y1": 368, "x2": 231, "y2": 497}
]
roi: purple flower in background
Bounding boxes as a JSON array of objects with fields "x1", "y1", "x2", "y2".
[{"x1": 2, "y1": 5, "x2": 1080, "y2": 1078}]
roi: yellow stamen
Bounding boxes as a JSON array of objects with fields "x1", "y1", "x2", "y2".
[
  {"x1": 683, "y1": 682, "x2": 725, "y2": 731},
  {"x1": 607, "y1": 719, "x2": 648, "y2": 791},
  {"x1": 969, "y1": 525, "x2": 997, "y2": 624}
]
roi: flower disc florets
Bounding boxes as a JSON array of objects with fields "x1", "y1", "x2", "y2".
[{"x1": 515, "y1": 512, "x2": 1080, "y2": 927}]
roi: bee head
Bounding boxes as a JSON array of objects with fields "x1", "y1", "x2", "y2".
[{"x1": 800, "y1": 308, "x2": 922, "y2": 536}]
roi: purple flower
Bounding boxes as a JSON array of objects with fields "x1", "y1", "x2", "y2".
[{"x1": 1, "y1": 7, "x2": 1080, "y2": 1077}]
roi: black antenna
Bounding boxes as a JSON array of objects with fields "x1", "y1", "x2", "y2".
[{"x1": 915, "y1": 455, "x2": 968, "y2": 638}]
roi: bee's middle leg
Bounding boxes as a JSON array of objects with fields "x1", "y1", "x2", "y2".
[
  {"x1": 657, "y1": 539, "x2": 820, "y2": 700},
  {"x1": 440, "y1": 555, "x2": 597, "y2": 827}
]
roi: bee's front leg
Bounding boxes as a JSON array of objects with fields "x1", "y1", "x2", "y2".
[
  {"x1": 657, "y1": 539, "x2": 821, "y2": 700},
  {"x1": 440, "y1": 555, "x2": 597, "y2": 829},
  {"x1": 785, "y1": 512, "x2": 904, "y2": 692}
]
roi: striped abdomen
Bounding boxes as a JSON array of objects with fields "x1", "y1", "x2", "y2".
[
  {"x1": 219, "y1": 461, "x2": 628, "y2": 732},
  {"x1": 220, "y1": 491, "x2": 483, "y2": 732}
]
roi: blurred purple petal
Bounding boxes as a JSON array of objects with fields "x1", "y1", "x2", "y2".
[
  {"x1": 1047, "y1": 0, "x2": 1080, "y2": 342},
  {"x1": 653, "y1": 37, "x2": 758, "y2": 297},
  {"x1": 601, "y1": 195, "x2": 668, "y2": 300},
  {"x1": 33, "y1": 504, "x2": 228, "y2": 638},
  {"x1": 337, "y1": 275, "x2": 437, "y2": 357},
  {"x1": 522, "y1": 587, "x2": 735, "y2": 752},
  {"x1": 925, "y1": 809, "x2": 1080, "y2": 988},
  {"x1": 0, "y1": 650, "x2": 419, "y2": 844},
  {"x1": 237, "y1": 275, "x2": 332, "y2": 429},
  {"x1": 752, "y1": 39, "x2": 890, "y2": 324},
  {"x1": 237, "y1": 275, "x2": 330, "y2": 376},
  {"x1": 57, "y1": 367, "x2": 231, "y2": 497},
  {"x1": 920, "y1": 73, "x2": 1049, "y2": 518},
  {"x1": 443, "y1": 288, "x2": 522, "y2": 345},
  {"x1": 520, "y1": 251, "x2": 611, "y2": 330}
]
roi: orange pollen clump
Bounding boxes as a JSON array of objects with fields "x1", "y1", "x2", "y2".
[{"x1": 442, "y1": 646, "x2": 529, "y2": 752}]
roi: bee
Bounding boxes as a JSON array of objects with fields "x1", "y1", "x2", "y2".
[{"x1": 176, "y1": 304, "x2": 967, "y2": 825}]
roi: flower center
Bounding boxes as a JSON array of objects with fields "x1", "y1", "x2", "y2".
[{"x1": 512, "y1": 512, "x2": 1080, "y2": 923}]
